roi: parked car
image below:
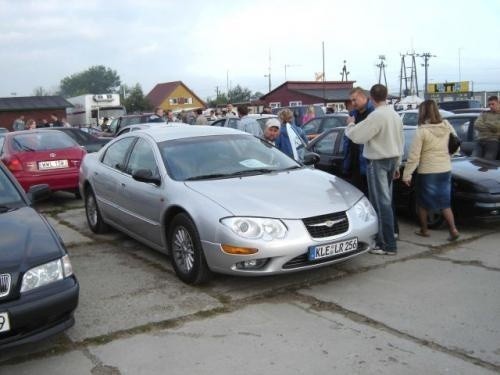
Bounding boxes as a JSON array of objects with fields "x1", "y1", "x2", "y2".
[
  {"x1": 115, "y1": 122, "x2": 168, "y2": 137},
  {"x1": 108, "y1": 113, "x2": 154, "y2": 135},
  {"x1": 80, "y1": 126, "x2": 378, "y2": 284},
  {"x1": 399, "y1": 109, "x2": 453, "y2": 126},
  {"x1": 451, "y1": 108, "x2": 489, "y2": 114},
  {"x1": 0, "y1": 130, "x2": 86, "y2": 196},
  {"x1": 0, "y1": 128, "x2": 8, "y2": 134},
  {"x1": 0, "y1": 162, "x2": 79, "y2": 349},
  {"x1": 438, "y1": 100, "x2": 481, "y2": 112},
  {"x1": 211, "y1": 114, "x2": 278, "y2": 132},
  {"x1": 43, "y1": 127, "x2": 111, "y2": 153},
  {"x1": 446, "y1": 113, "x2": 480, "y2": 156},
  {"x1": 79, "y1": 126, "x2": 111, "y2": 138},
  {"x1": 302, "y1": 114, "x2": 348, "y2": 140},
  {"x1": 308, "y1": 126, "x2": 500, "y2": 227},
  {"x1": 271, "y1": 105, "x2": 324, "y2": 126}
]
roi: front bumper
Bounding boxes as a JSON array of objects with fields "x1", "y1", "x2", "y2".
[
  {"x1": 203, "y1": 208, "x2": 378, "y2": 276},
  {"x1": 454, "y1": 192, "x2": 500, "y2": 221},
  {"x1": 0, "y1": 277, "x2": 79, "y2": 349}
]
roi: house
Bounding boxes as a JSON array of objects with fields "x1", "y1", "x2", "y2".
[
  {"x1": 0, "y1": 96, "x2": 73, "y2": 131},
  {"x1": 260, "y1": 81, "x2": 356, "y2": 111},
  {"x1": 146, "y1": 81, "x2": 206, "y2": 112}
]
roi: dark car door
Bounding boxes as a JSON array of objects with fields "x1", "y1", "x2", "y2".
[
  {"x1": 447, "y1": 115, "x2": 478, "y2": 156},
  {"x1": 309, "y1": 129, "x2": 344, "y2": 175}
]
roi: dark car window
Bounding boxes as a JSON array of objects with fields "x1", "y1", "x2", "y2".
[
  {"x1": 227, "y1": 118, "x2": 239, "y2": 129},
  {"x1": 102, "y1": 137, "x2": 135, "y2": 170},
  {"x1": 126, "y1": 138, "x2": 159, "y2": 177},
  {"x1": 0, "y1": 135, "x2": 5, "y2": 154},
  {"x1": 322, "y1": 117, "x2": 346, "y2": 131},
  {"x1": 211, "y1": 119, "x2": 226, "y2": 127},
  {"x1": 117, "y1": 128, "x2": 131, "y2": 136},
  {"x1": 0, "y1": 167, "x2": 23, "y2": 206},
  {"x1": 11, "y1": 132, "x2": 77, "y2": 151},
  {"x1": 447, "y1": 117, "x2": 472, "y2": 140},
  {"x1": 303, "y1": 119, "x2": 321, "y2": 135},
  {"x1": 402, "y1": 113, "x2": 418, "y2": 126},
  {"x1": 313, "y1": 132, "x2": 338, "y2": 155}
]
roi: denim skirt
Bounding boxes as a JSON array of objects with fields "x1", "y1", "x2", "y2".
[{"x1": 416, "y1": 171, "x2": 452, "y2": 210}]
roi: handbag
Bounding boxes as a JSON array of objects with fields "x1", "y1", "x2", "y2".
[{"x1": 448, "y1": 132, "x2": 461, "y2": 154}]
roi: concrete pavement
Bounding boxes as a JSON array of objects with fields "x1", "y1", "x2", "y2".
[{"x1": 0, "y1": 193, "x2": 499, "y2": 374}]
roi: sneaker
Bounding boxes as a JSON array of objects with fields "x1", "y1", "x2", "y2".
[
  {"x1": 369, "y1": 249, "x2": 389, "y2": 255},
  {"x1": 385, "y1": 251, "x2": 397, "y2": 256}
]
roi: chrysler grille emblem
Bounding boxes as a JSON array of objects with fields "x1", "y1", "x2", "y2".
[
  {"x1": 49, "y1": 153, "x2": 56, "y2": 158},
  {"x1": 0, "y1": 274, "x2": 11, "y2": 298},
  {"x1": 308, "y1": 218, "x2": 346, "y2": 228}
]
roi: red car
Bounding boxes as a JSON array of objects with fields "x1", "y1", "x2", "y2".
[{"x1": 0, "y1": 130, "x2": 85, "y2": 196}]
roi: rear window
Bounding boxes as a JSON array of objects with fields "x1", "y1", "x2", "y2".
[{"x1": 11, "y1": 131, "x2": 77, "y2": 152}]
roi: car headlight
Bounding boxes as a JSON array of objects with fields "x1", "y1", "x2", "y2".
[
  {"x1": 221, "y1": 217, "x2": 287, "y2": 241},
  {"x1": 20, "y1": 255, "x2": 74, "y2": 293},
  {"x1": 353, "y1": 196, "x2": 377, "y2": 222}
]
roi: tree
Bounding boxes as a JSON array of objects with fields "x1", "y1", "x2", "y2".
[
  {"x1": 59, "y1": 65, "x2": 121, "y2": 97},
  {"x1": 206, "y1": 92, "x2": 229, "y2": 108},
  {"x1": 251, "y1": 91, "x2": 265, "y2": 100},
  {"x1": 33, "y1": 86, "x2": 52, "y2": 96},
  {"x1": 227, "y1": 85, "x2": 252, "y2": 103},
  {"x1": 122, "y1": 83, "x2": 152, "y2": 113}
]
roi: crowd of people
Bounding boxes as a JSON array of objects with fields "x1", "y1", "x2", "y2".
[{"x1": 12, "y1": 113, "x2": 71, "y2": 130}]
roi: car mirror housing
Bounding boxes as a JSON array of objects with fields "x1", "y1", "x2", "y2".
[
  {"x1": 27, "y1": 184, "x2": 51, "y2": 203},
  {"x1": 303, "y1": 152, "x2": 320, "y2": 166},
  {"x1": 132, "y1": 169, "x2": 161, "y2": 186}
]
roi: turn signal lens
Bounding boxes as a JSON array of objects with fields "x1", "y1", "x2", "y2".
[{"x1": 221, "y1": 244, "x2": 258, "y2": 255}]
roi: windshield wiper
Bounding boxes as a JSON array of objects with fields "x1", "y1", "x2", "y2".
[
  {"x1": 282, "y1": 165, "x2": 302, "y2": 171},
  {"x1": 13, "y1": 138, "x2": 35, "y2": 151},
  {"x1": 185, "y1": 169, "x2": 276, "y2": 181},
  {"x1": 0, "y1": 205, "x2": 17, "y2": 213}
]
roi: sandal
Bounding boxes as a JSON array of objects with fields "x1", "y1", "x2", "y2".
[
  {"x1": 447, "y1": 232, "x2": 460, "y2": 241},
  {"x1": 414, "y1": 230, "x2": 430, "y2": 237}
]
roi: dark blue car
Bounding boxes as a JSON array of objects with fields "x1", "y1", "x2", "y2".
[{"x1": 0, "y1": 162, "x2": 79, "y2": 349}]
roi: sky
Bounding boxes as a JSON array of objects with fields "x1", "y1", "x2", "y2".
[{"x1": 1, "y1": 0, "x2": 499, "y2": 100}]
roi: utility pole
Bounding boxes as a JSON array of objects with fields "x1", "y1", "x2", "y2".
[
  {"x1": 322, "y1": 41, "x2": 326, "y2": 105},
  {"x1": 215, "y1": 86, "x2": 219, "y2": 102},
  {"x1": 418, "y1": 52, "x2": 435, "y2": 98},
  {"x1": 340, "y1": 60, "x2": 350, "y2": 81},
  {"x1": 376, "y1": 55, "x2": 387, "y2": 87},
  {"x1": 264, "y1": 48, "x2": 272, "y2": 92},
  {"x1": 399, "y1": 54, "x2": 408, "y2": 98},
  {"x1": 284, "y1": 64, "x2": 301, "y2": 81}
]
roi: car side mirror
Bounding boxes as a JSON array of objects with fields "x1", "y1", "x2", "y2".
[
  {"x1": 27, "y1": 184, "x2": 51, "y2": 203},
  {"x1": 132, "y1": 169, "x2": 161, "y2": 186},
  {"x1": 303, "y1": 152, "x2": 320, "y2": 166}
]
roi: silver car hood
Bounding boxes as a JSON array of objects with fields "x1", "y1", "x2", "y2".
[{"x1": 184, "y1": 168, "x2": 362, "y2": 219}]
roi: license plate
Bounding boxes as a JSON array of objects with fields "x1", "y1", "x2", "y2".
[
  {"x1": 38, "y1": 160, "x2": 68, "y2": 170},
  {"x1": 308, "y1": 238, "x2": 358, "y2": 261},
  {"x1": 0, "y1": 312, "x2": 10, "y2": 333}
]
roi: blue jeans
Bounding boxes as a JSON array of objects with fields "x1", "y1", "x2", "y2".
[{"x1": 366, "y1": 158, "x2": 398, "y2": 252}]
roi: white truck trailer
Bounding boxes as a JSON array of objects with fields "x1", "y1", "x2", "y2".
[{"x1": 66, "y1": 94, "x2": 126, "y2": 128}]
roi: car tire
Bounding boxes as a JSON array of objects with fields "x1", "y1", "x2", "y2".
[
  {"x1": 85, "y1": 188, "x2": 109, "y2": 234},
  {"x1": 168, "y1": 213, "x2": 212, "y2": 285}
]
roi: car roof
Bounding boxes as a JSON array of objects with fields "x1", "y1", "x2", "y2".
[
  {"x1": 447, "y1": 113, "x2": 480, "y2": 117},
  {"x1": 133, "y1": 124, "x2": 249, "y2": 142}
]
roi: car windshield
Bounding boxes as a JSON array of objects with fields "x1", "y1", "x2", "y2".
[
  {"x1": 160, "y1": 134, "x2": 301, "y2": 181},
  {"x1": 11, "y1": 132, "x2": 78, "y2": 152},
  {"x1": 0, "y1": 167, "x2": 24, "y2": 209}
]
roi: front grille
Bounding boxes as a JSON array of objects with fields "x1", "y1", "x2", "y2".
[
  {"x1": 282, "y1": 243, "x2": 368, "y2": 269},
  {"x1": 0, "y1": 274, "x2": 11, "y2": 298},
  {"x1": 302, "y1": 211, "x2": 349, "y2": 238}
]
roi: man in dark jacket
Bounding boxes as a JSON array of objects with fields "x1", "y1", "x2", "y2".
[{"x1": 342, "y1": 87, "x2": 374, "y2": 195}]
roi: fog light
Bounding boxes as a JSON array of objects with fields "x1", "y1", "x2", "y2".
[
  {"x1": 235, "y1": 259, "x2": 269, "y2": 270},
  {"x1": 221, "y1": 244, "x2": 258, "y2": 255}
]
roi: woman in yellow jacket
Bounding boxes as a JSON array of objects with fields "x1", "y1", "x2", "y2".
[{"x1": 402, "y1": 100, "x2": 460, "y2": 240}]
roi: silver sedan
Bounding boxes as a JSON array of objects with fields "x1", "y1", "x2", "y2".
[{"x1": 79, "y1": 126, "x2": 378, "y2": 284}]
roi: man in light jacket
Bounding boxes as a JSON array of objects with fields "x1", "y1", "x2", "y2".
[{"x1": 345, "y1": 84, "x2": 404, "y2": 255}]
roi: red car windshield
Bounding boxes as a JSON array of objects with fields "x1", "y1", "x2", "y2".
[{"x1": 12, "y1": 132, "x2": 77, "y2": 152}]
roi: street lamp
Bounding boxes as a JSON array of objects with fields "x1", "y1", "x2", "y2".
[{"x1": 284, "y1": 64, "x2": 301, "y2": 81}]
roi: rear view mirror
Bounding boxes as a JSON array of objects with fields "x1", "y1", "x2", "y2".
[
  {"x1": 132, "y1": 169, "x2": 161, "y2": 186},
  {"x1": 27, "y1": 184, "x2": 51, "y2": 203},
  {"x1": 303, "y1": 152, "x2": 320, "y2": 166}
]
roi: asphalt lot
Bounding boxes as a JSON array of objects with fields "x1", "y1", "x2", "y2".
[{"x1": 0, "y1": 192, "x2": 499, "y2": 374}]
